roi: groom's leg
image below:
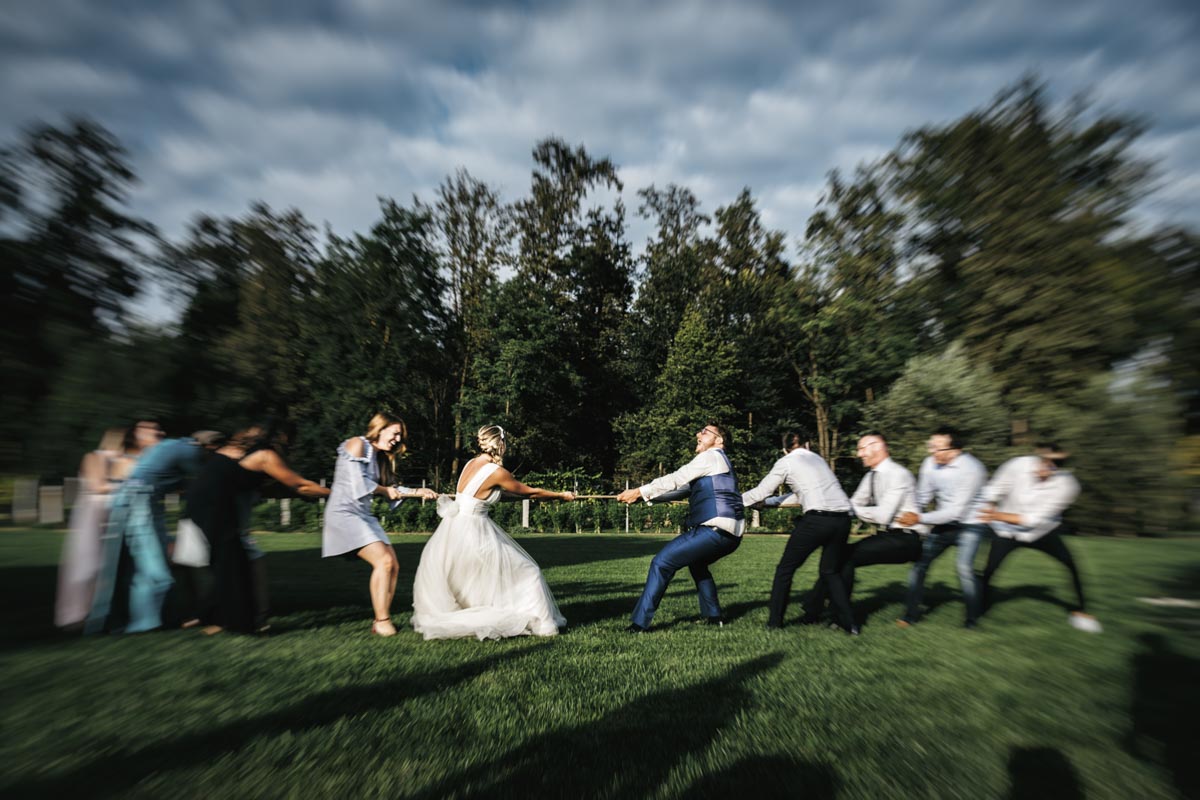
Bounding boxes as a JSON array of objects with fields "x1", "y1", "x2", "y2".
[
  {"x1": 688, "y1": 527, "x2": 741, "y2": 619},
  {"x1": 631, "y1": 527, "x2": 708, "y2": 629}
]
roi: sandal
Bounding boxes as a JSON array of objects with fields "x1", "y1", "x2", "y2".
[{"x1": 371, "y1": 618, "x2": 397, "y2": 637}]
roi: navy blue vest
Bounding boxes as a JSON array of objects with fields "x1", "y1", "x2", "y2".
[{"x1": 686, "y1": 450, "x2": 744, "y2": 529}]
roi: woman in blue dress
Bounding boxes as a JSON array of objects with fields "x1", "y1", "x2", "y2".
[{"x1": 322, "y1": 413, "x2": 437, "y2": 637}]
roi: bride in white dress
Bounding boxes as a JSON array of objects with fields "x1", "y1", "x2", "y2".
[{"x1": 412, "y1": 425, "x2": 572, "y2": 640}]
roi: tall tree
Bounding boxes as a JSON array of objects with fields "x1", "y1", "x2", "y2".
[
  {"x1": 629, "y1": 184, "x2": 712, "y2": 396},
  {"x1": 705, "y1": 189, "x2": 796, "y2": 471},
  {"x1": 436, "y1": 170, "x2": 508, "y2": 474},
  {"x1": 296, "y1": 198, "x2": 449, "y2": 482},
  {"x1": 616, "y1": 306, "x2": 740, "y2": 481},
  {"x1": 766, "y1": 167, "x2": 920, "y2": 464},
  {"x1": 892, "y1": 77, "x2": 1150, "y2": 417},
  {"x1": 0, "y1": 118, "x2": 154, "y2": 472},
  {"x1": 500, "y1": 138, "x2": 633, "y2": 471}
]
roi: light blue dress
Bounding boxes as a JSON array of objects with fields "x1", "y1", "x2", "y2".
[{"x1": 321, "y1": 437, "x2": 403, "y2": 557}]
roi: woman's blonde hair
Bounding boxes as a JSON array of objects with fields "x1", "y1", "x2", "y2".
[
  {"x1": 366, "y1": 412, "x2": 407, "y2": 485},
  {"x1": 476, "y1": 424, "x2": 505, "y2": 466},
  {"x1": 97, "y1": 427, "x2": 126, "y2": 454}
]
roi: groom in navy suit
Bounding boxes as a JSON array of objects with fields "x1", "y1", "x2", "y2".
[{"x1": 617, "y1": 421, "x2": 745, "y2": 632}]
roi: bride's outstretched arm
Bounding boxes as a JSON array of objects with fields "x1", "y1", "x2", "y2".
[{"x1": 486, "y1": 469, "x2": 575, "y2": 502}]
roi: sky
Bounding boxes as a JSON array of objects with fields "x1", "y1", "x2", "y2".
[{"x1": 2, "y1": 0, "x2": 1198, "y2": 321}]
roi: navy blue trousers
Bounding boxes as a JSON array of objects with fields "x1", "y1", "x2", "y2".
[{"x1": 631, "y1": 525, "x2": 740, "y2": 629}]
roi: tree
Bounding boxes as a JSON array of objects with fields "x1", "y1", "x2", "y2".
[
  {"x1": 629, "y1": 184, "x2": 712, "y2": 395},
  {"x1": 436, "y1": 170, "x2": 508, "y2": 474},
  {"x1": 767, "y1": 167, "x2": 921, "y2": 465},
  {"x1": 295, "y1": 198, "x2": 449, "y2": 482},
  {"x1": 861, "y1": 342, "x2": 1013, "y2": 472},
  {"x1": 705, "y1": 189, "x2": 797, "y2": 472},
  {"x1": 891, "y1": 77, "x2": 1150, "y2": 417},
  {"x1": 616, "y1": 306, "x2": 740, "y2": 481},
  {"x1": 0, "y1": 119, "x2": 154, "y2": 472}
]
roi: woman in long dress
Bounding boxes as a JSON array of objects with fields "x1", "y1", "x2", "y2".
[
  {"x1": 412, "y1": 425, "x2": 572, "y2": 641},
  {"x1": 191, "y1": 421, "x2": 329, "y2": 635},
  {"x1": 54, "y1": 427, "x2": 140, "y2": 629},
  {"x1": 322, "y1": 413, "x2": 437, "y2": 637}
]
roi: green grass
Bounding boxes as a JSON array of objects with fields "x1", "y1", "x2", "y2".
[{"x1": 1, "y1": 530, "x2": 1197, "y2": 799}]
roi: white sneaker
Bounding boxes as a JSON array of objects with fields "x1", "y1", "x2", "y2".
[{"x1": 1069, "y1": 613, "x2": 1103, "y2": 634}]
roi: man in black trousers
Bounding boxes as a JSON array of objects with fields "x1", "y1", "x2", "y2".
[{"x1": 743, "y1": 432, "x2": 857, "y2": 634}]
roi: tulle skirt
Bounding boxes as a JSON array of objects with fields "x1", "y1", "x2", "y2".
[
  {"x1": 55, "y1": 492, "x2": 109, "y2": 628},
  {"x1": 411, "y1": 508, "x2": 565, "y2": 641}
]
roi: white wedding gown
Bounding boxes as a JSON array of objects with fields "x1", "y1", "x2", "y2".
[{"x1": 411, "y1": 462, "x2": 565, "y2": 640}]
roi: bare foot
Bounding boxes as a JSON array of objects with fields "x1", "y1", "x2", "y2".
[
  {"x1": 371, "y1": 618, "x2": 397, "y2": 637},
  {"x1": 201, "y1": 625, "x2": 224, "y2": 636}
]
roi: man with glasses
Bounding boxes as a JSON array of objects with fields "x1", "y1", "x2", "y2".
[
  {"x1": 895, "y1": 427, "x2": 989, "y2": 629},
  {"x1": 802, "y1": 433, "x2": 925, "y2": 624},
  {"x1": 617, "y1": 422, "x2": 744, "y2": 632},
  {"x1": 978, "y1": 444, "x2": 1100, "y2": 632},
  {"x1": 742, "y1": 431, "x2": 857, "y2": 634}
]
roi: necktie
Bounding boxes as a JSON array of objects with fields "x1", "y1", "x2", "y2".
[{"x1": 867, "y1": 470, "x2": 877, "y2": 506}]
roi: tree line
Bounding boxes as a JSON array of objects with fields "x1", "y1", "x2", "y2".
[{"x1": 2, "y1": 77, "x2": 1196, "y2": 534}]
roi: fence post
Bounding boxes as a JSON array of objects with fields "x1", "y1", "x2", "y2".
[
  {"x1": 63, "y1": 477, "x2": 81, "y2": 508},
  {"x1": 421, "y1": 479, "x2": 427, "y2": 505},
  {"x1": 624, "y1": 480, "x2": 630, "y2": 534},
  {"x1": 13, "y1": 479, "x2": 38, "y2": 524},
  {"x1": 522, "y1": 498, "x2": 530, "y2": 529},
  {"x1": 752, "y1": 508, "x2": 760, "y2": 529},
  {"x1": 281, "y1": 498, "x2": 291, "y2": 527},
  {"x1": 38, "y1": 486, "x2": 64, "y2": 525},
  {"x1": 319, "y1": 478, "x2": 326, "y2": 509}
]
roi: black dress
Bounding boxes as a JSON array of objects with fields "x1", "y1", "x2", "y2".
[{"x1": 187, "y1": 453, "x2": 266, "y2": 633}]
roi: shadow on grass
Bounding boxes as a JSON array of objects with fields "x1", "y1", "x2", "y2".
[
  {"x1": 683, "y1": 755, "x2": 838, "y2": 799},
  {"x1": 1128, "y1": 633, "x2": 1199, "y2": 799},
  {"x1": 0, "y1": 564, "x2": 59, "y2": 649},
  {"x1": 3, "y1": 643, "x2": 552, "y2": 799},
  {"x1": 1007, "y1": 747, "x2": 1083, "y2": 800},
  {"x1": 411, "y1": 652, "x2": 806, "y2": 799}
]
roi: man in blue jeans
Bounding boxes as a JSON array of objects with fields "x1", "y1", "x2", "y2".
[
  {"x1": 895, "y1": 427, "x2": 989, "y2": 629},
  {"x1": 617, "y1": 421, "x2": 744, "y2": 632}
]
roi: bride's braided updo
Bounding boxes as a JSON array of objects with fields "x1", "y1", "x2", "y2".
[{"x1": 476, "y1": 424, "x2": 506, "y2": 466}]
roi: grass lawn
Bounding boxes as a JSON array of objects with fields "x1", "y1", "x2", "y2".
[{"x1": 1, "y1": 529, "x2": 1197, "y2": 799}]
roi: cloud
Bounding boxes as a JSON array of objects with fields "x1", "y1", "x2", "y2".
[
  {"x1": 2, "y1": 57, "x2": 140, "y2": 97},
  {"x1": 220, "y1": 27, "x2": 408, "y2": 99}
]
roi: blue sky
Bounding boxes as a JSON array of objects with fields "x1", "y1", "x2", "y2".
[{"x1": 2, "y1": 0, "x2": 1197, "y2": 286}]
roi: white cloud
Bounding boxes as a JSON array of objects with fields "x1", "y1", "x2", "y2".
[
  {"x1": 3, "y1": 58, "x2": 140, "y2": 97},
  {"x1": 220, "y1": 27, "x2": 407, "y2": 98}
]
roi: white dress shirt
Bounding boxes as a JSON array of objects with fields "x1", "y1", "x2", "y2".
[
  {"x1": 850, "y1": 457, "x2": 921, "y2": 531},
  {"x1": 741, "y1": 447, "x2": 851, "y2": 513},
  {"x1": 984, "y1": 455, "x2": 1081, "y2": 542},
  {"x1": 914, "y1": 452, "x2": 989, "y2": 526},
  {"x1": 640, "y1": 447, "x2": 745, "y2": 537}
]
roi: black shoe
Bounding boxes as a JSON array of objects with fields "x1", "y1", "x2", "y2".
[
  {"x1": 765, "y1": 622, "x2": 783, "y2": 630},
  {"x1": 964, "y1": 619, "x2": 978, "y2": 630},
  {"x1": 703, "y1": 616, "x2": 725, "y2": 627},
  {"x1": 847, "y1": 625, "x2": 861, "y2": 636},
  {"x1": 625, "y1": 623, "x2": 648, "y2": 634}
]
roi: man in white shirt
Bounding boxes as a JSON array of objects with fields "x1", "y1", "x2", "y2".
[
  {"x1": 802, "y1": 433, "x2": 925, "y2": 623},
  {"x1": 742, "y1": 432, "x2": 857, "y2": 634},
  {"x1": 617, "y1": 421, "x2": 744, "y2": 632},
  {"x1": 978, "y1": 444, "x2": 1100, "y2": 632},
  {"x1": 895, "y1": 427, "x2": 990, "y2": 629}
]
